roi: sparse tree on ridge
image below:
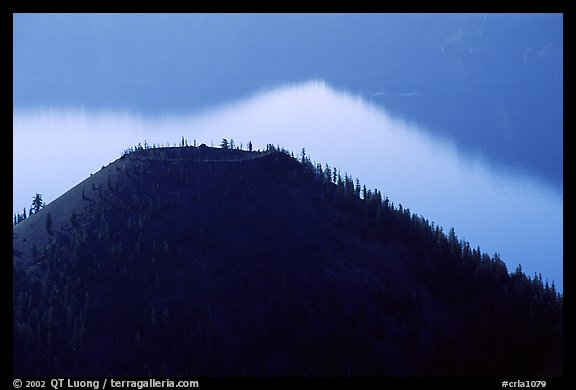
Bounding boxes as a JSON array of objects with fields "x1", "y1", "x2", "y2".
[
  {"x1": 32, "y1": 193, "x2": 44, "y2": 214},
  {"x1": 220, "y1": 139, "x2": 229, "y2": 149},
  {"x1": 248, "y1": 141, "x2": 253, "y2": 152},
  {"x1": 13, "y1": 209, "x2": 27, "y2": 225}
]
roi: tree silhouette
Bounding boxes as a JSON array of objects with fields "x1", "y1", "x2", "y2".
[
  {"x1": 32, "y1": 193, "x2": 44, "y2": 214},
  {"x1": 324, "y1": 164, "x2": 332, "y2": 183},
  {"x1": 355, "y1": 178, "x2": 361, "y2": 199},
  {"x1": 13, "y1": 209, "x2": 27, "y2": 225},
  {"x1": 220, "y1": 139, "x2": 229, "y2": 149}
]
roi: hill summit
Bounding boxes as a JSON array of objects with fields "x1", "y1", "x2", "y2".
[{"x1": 13, "y1": 143, "x2": 562, "y2": 376}]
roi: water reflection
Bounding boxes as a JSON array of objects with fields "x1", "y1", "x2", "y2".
[{"x1": 13, "y1": 80, "x2": 562, "y2": 290}]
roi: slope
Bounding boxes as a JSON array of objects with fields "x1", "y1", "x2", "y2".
[{"x1": 13, "y1": 145, "x2": 563, "y2": 377}]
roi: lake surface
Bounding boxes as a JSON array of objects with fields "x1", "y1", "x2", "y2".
[
  {"x1": 12, "y1": 80, "x2": 563, "y2": 291},
  {"x1": 14, "y1": 13, "x2": 563, "y2": 188}
]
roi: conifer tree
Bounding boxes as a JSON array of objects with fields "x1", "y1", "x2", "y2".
[
  {"x1": 32, "y1": 193, "x2": 44, "y2": 214},
  {"x1": 355, "y1": 178, "x2": 361, "y2": 198},
  {"x1": 324, "y1": 164, "x2": 332, "y2": 183}
]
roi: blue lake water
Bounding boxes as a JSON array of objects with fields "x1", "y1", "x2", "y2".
[
  {"x1": 14, "y1": 13, "x2": 563, "y2": 189},
  {"x1": 12, "y1": 80, "x2": 563, "y2": 291}
]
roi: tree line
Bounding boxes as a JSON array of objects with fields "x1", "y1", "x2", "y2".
[
  {"x1": 13, "y1": 137, "x2": 562, "y2": 376},
  {"x1": 13, "y1": 193, "x2": 45, "y2": 225},
  {"x1": 120, "y1": 137, "x2": 257, "y2": 158},
  {"x1": 14, "y1": 137, "x2": 562, "y2": 300}
]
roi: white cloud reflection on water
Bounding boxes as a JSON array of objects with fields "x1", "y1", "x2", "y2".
[{"x1": 13, "y1": 80, "x2": 562, "y2": 290}]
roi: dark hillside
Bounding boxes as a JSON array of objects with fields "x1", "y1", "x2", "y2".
[{"x1": 13, "y1": 145, "x2": 562, "y2": 377}]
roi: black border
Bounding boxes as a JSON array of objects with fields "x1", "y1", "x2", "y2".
[
  {"x1": 8, "y1": 0, "x2": 569, "y2": 14},
  {"x1": 561, "y1": 2, "x2": 574, "y2": 388},
  {"x1": 8, "y1": 1, "x2": 573, "y2": 387}
]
